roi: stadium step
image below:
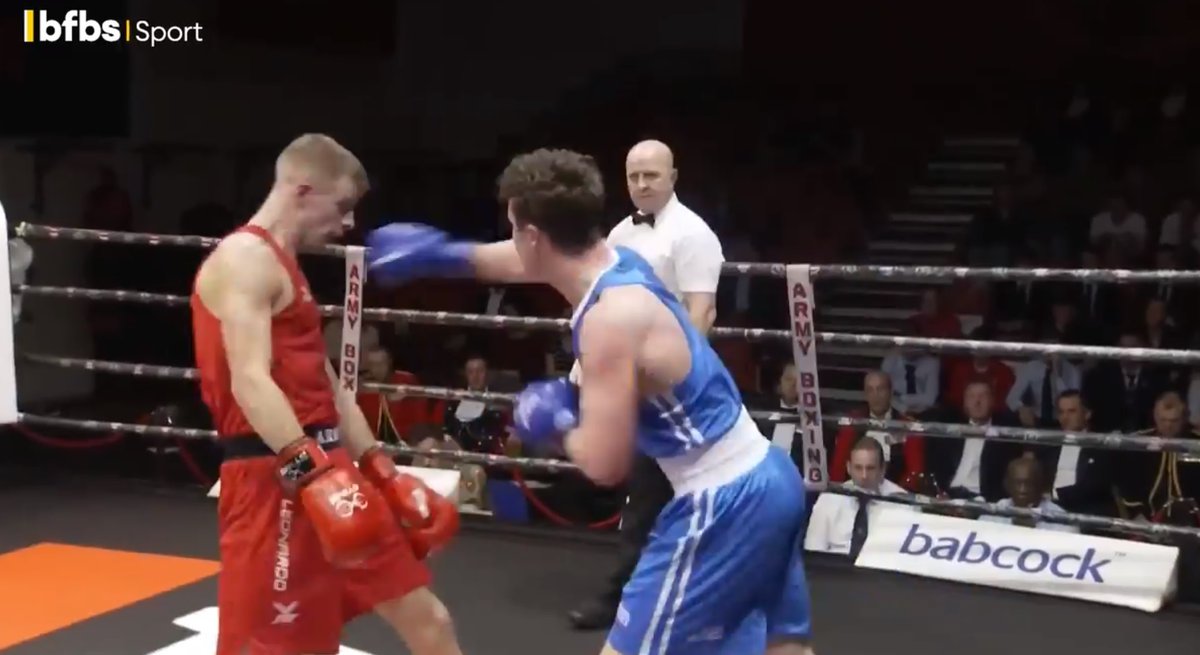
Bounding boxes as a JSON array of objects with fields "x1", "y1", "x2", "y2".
[
  {"x1": 940, "y1": 135, "x2": 1023, "y2": 158},
  {"x1": 924, "y1": 160, "x2": 1009, "y2": 184},
  {"x1": 888, "y1": 212, "x2": 974, "y2": 226},
  {"x1": 909, "y1": 185, "x2": 994, "y2": 200},
  {"x1": 867, "y1": 240, "x2": 957, "y2": 254}
]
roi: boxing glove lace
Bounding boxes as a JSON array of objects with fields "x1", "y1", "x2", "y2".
[
  {"x1": 366, "y1": 223, "x2": 475, "y2": 285},
  {"x1": 358, "y1": 446, "x2": 461, "y2": 560},
  {"x1": 275, "y1": 437, "x2": 392, "y2": 566}
]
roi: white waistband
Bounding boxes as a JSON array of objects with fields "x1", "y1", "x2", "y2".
[{"x1": 657, "y1": 407, "x2": 770, "y2": 497}]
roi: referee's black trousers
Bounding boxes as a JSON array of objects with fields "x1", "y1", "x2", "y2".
[{"x1": 596, "y1": 451, "x2": 676, "y2": 605}]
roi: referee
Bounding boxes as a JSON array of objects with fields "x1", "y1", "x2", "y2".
[{"x1": 569, "y1": 139, "x2": 726, "y2": 629}]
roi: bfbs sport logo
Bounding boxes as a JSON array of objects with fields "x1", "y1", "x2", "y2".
[{"x1": 22, "y1": 9, "x2": 203, "y2": 46}]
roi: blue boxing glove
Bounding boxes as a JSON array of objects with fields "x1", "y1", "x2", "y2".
[
  {"x1": 365, "y1": 223, "x2": 475, "y2": 286},
  {"x1": 513, "y1": 378, "x2": 580, "y2": 449}
]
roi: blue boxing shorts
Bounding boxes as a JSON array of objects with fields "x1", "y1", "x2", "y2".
[{"x1": 607, "y1": 443, "x2": 812, "y2": 655}]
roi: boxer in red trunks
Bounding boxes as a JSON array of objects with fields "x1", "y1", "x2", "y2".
[{"x1": 191, "y1": 133, "x2": 464, "y2": 655}]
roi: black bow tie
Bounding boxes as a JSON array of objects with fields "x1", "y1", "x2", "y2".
[{"x1": 632, "y1": 211, "x2": 655, "y2": 227}]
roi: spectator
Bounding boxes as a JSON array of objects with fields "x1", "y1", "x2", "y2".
[
  {"x1": 1006, "y1": 335, "x2": 1082, "y2": 428},
  {"x1": 1115, "y1": 391, "x2": 1200, "y2": 522},
  {"x1": 1141, "y1": 296, "x2": 1184, "y2": 350},
  {"x1": 1034, "y1": 391, "x2": 1113, "y2": 516},
  {"x1": 880, "y1": 348, "x2": 939, "y2": 416},
  {"x1": 927, "y1": 380, "x2": 1022, "y2": 501},
  {"x1": 908, "y1": 288, "x2": 962, "y2": 340},
  {"x1": 805, "y1": 437, "x2": 908, "y2": 557},
  {"x1": 829, "y1": 371, "x2": 926, "y2": 487},
  {"x1": 1150, "y1": 247, "x2": 1194, "y2": 329},
  {"x1": 1040, "y1": 291, "x2": 1100, "y2": 346},
  {"x1": 1158, "y1": 197, "x2": 1199, "y2": 262},
  {"x1": 1088, "y1": 193, "x2": 1148, "y2": 264},
  {"x1": 944, "y1": 343, "x2": 1016, "y2": 413},
  {"x1": 980, "y1": 458, "x2": 1078, "y2": 533},
  {"x1": 355, "y1": 346, "x2": 435, "y2": 445},
  {"x1": 1084, "y1": 331, "x2": 1172, "y2": 432},
  {"x1": 442, "y1": 354, "x2": 513, "y2": 454},
  {"x1": 1188, "y1": 365, "x2": 1200, "y2": 431}
]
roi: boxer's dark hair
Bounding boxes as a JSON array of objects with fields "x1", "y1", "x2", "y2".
[{"x1": 497, "y1": 148, "x2": 605, "y2": 254}]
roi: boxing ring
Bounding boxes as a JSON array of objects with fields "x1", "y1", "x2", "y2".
[{"x1": 3, "y1": 217, "x2": 1200, "y2": 654}]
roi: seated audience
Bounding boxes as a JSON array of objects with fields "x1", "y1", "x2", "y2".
[
  {"x1": 356, "y1": 346, "x2": 438, "y2": 444},
  {"x1": 943, "y1": 328, "x2": 1016, "y2": 411},
  {"x1": 755, "y1": 363, "x2": 809, "y2": 463},
  {"x1": 1006, "y1": 335, "x2": 1082, "y2": 428},
  {"x1": 1141, "y1": 296, "x2": 1184, "y2": 350},
  {"x1": 442, "y1": 354, "x2": 515, "y2": 454},
  {"x1": 1036, "y1": 391, "x2": 1113, "y2": 516},
  {"x1": 880, "y1": 348, "x2": 940, "y2": 416},
  {"x1": 980, "y1": 457, "x2": 1079, "y2": 533},
  {"x1": 908, "y1": 288, "x2": 962, "y2": 340},
  {"x1": 1083, "y1": 331, "x2": 1173, "y2": 432},
  {"x1": 1189, "y1": 367, "x2": 1200, "y2": 431},
  {"x1": 1091, "y1": 192, "x2": 1150, "y2": 262},
  {"x1": 805, "y1": 437, "x2": 909, "y2": 557},
  {"x1": 829, "y1": 371, "x2": 926, "y2": 488},
  {"x1": 1040, "y1": 290, "x2": 1101, "y2": 346},
  {"x1": 1115, "y1": 391, "x2": 1200, "y2": 523},
  {"x1": 927, "y1": 381, "x2": 1022, "y2": 501},
  {"x1": 1157, "y1": 197, "x2": 1199, "y2": 262},
  {"x1": 1151, "y1": 247, "x2": 1195, "y2": 330}
]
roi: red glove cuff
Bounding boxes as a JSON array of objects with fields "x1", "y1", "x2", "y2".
[{"x1": 275, "y1": 437, "x2": 333, "y2": 490}]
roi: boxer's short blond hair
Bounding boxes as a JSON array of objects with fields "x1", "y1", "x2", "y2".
[{"x1": 277, "y1": 133, "x2": 369, "y2": 195}]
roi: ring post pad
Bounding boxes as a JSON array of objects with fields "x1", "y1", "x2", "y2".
[{"x1": 275, "y1": 437, "x2": 333, "y2": 492}]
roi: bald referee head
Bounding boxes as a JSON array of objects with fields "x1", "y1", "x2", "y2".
[{"x1": 625, "y1": 139, "x2": 678, "y2": 216}]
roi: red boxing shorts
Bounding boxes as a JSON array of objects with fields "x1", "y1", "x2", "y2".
[{"x1": 216, "y1": 438, "x2": 430, "y2": 655}]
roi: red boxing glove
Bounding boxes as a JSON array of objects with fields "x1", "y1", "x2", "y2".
[
  {"x1": 359, "y1": 446, "x2": 461, "y2": 559},
  {"x1": 276, "y1": 438, "x2": 392, "y2": 566}
]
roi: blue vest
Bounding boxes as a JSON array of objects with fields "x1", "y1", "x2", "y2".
[{"x1": 571, "y1": 247, "x2": 744, "y2": 458}]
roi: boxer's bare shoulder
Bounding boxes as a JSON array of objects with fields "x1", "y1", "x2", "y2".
[
  {"x1": 194, "y1": 232, "x2": 287, "y2": 320},
  {"x1": 579, "y1": 284, "x2": 690, "y2": 395}
]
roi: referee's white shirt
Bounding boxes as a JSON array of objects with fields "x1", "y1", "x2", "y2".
[
  {"x1": 570, "y1": 194, "x2": 724, "y2": 384},
  {"x1": 605, "y1": 193, "x2": 725, "y2": 299}
]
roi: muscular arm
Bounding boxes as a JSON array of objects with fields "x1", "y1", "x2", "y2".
[
  {"x1": 674, "y1": 229, "x2": 723, "y2": 335},
  {"x1": 681, "y1": 292, "x2": 717, "y2": 334},
  {"x1": 470, "y1": 240, "x2": 531, "y2": 283},
  {"x1": 563, "y1": 289, "x2": 642, "y2": 485},
  {"x1": 325, "y1": 360, "x2": 381, "y2": 460},
  {"x1": 208, "y1": 242, "x2": 306, "y2": 452}
]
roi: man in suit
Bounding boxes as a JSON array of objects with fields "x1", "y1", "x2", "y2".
[
  {"x1": 926, "y1": 380, "x2": 1023, "y2": 501},
  {"x1": 1032, "y1": 390, "x2": 1114, "y2": 516},
  {"x1": 1083, "y1": 331, "x2": 1174, "y2": 432}
]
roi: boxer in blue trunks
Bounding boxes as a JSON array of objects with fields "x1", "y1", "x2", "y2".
[{"x1": 366, "y1": 148, "x2": 815, "y2": 655}]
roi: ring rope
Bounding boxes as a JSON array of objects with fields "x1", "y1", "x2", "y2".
[
  {"x1": 827, "y1": 486, "x2": 1200, "y2": 540},
  {"x1": 17, "y1": 283, "x2": 1200, "y2": 364},
  {"x1": 832, "y1": 416, "x2": 1200, "y2": 455},
  {"x1": 23, "y1": 353, "x2": 1200, "y2": 455},
  {"x1": 13, "y1": 411, "x2": 1199, "y2": 539},
  {"x1": 19, "y1": 222, "x2": 1200, "y2": 283},
  {"x1": 14, "y1": 412, "x2": 580, "y2": 473}
]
